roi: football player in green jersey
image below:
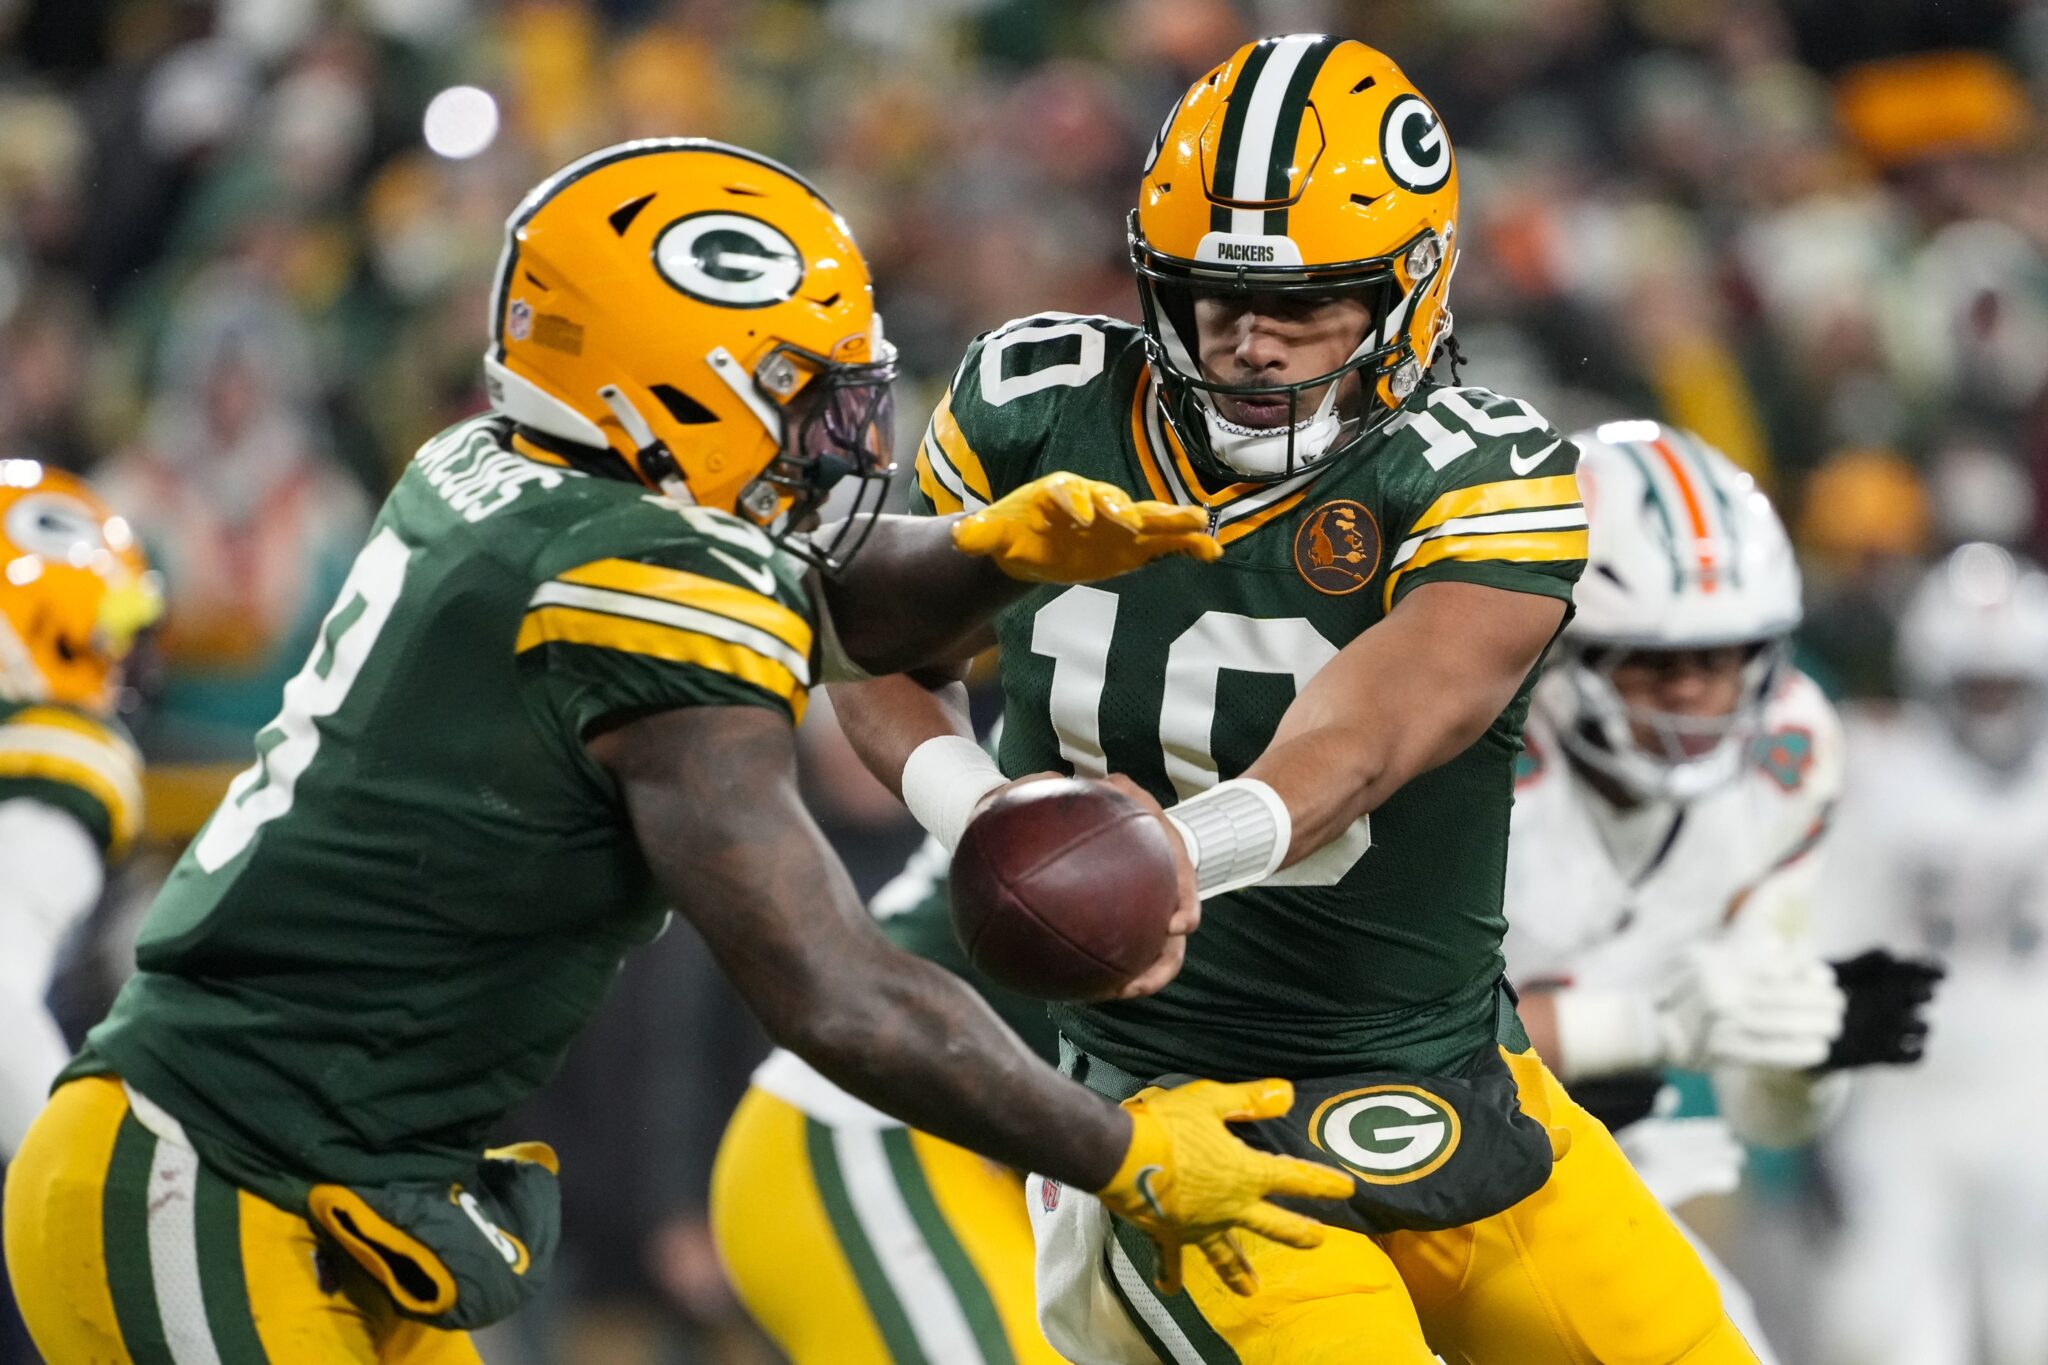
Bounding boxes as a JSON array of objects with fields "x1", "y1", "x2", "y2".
[
  {"x1": 834, "y1": 37, "x2": 1764, "y2": 1365},
  {"x1": 2, "y1": 140, "x2": 1356, "y2": 1365}
]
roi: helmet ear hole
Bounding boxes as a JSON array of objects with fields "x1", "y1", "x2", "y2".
[{"x1": 649, "y1": 385, "x2": 719, "y2": 425}]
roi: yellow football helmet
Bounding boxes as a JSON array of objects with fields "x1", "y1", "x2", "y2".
[
  {"x1": 0, "y1": 461, "x2": 162, "y2": 715},
  {"x1": 1132, "y1": 35, "x2": 1460, "y2": 480},
  {"x1": 485, "y1": 138, "x2": 897, "y2": 566}
]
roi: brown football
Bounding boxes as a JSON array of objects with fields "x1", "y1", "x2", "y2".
[{"x1": 949, "y1": 777, "x2": 1181, "y2": 1001}]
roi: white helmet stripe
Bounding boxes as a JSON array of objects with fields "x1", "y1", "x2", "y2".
[{"x1": 1227, "y1": 36, "x2": 1319, "y2": 236}]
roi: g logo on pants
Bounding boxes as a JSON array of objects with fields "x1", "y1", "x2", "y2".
[{"x1": 1310, "y1": 1085, "x2": 1462, "y2": 1185}]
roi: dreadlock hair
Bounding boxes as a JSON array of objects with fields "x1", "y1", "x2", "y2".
[{"x1": 1434, "y1": 332, "x2": 1468, "y2": 385}]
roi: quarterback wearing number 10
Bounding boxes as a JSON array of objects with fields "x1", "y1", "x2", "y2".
[{"x1": 789, "y1": 34, "x2": 1765, "y2": 1365}]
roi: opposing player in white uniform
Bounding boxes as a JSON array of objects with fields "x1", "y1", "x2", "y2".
[
  {"x1": 1503, "y1": 422, "x2": 1941, "y2": 1364},
  {"x1": 1815, "y1": 543, "x2": 2048, "y2": 1365}
]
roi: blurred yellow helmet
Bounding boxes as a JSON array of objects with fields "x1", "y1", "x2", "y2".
[
  {"x1": 485, "y1": 138, "x2": 898, "y2": 566},
  {"x1": 0, "y1": 461, "x2": 162, "y2": 715},
  {"x1": 1132, "y1": 35, "x2": 1459, "y2": 480}
]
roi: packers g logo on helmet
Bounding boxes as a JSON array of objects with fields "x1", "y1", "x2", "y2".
[
  {"x1": 1131, "y1": 35, "x2": 1461, "y2": 482},
  {"x1": 1380, "y1": 95, "x2": 1452, "y2": 193},
  {"x1": 1309, "y1": 1084, "x2": 1461, "y2": 1185},
  {"x1": 485, "y1": 139, "x2": 898, "y2": 568},
  {"x1": 0, "y1": 460, "x2": 161, "y2": 715},
  {"x1": 653, "y1": 212, "x2": 805, "y2": 308}
]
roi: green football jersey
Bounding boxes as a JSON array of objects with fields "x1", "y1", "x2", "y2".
[
  {"x1": 913, "y1": 314, "x2": 1585, "y2": 1080},
  {"x1": 0, "y1": 698, "x2": 143, "y2": 857},
  {"x1": 75, "y1": 415, "x2": 817, "y2": 1209}
]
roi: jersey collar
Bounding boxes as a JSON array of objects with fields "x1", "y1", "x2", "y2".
[{"x1": 1127, "y1": 372, "x2": 1326, "y2": 546}]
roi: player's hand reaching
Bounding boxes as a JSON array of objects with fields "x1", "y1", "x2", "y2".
[
  {"x1": 953, "y1": 471, "x2": 1221, "y2": 583},
  {"x1": 1815, "y1": 948, "x2": 1945, "y2": 1072},
  {"x1": 1101, "y1": 773, "x2": 1200, "y2": 999},
  {"x1": 1658, "y1": 938, "x2": 1847, "y2": 1071},
  {"x1": 1095, "y1": 1078, "x2": 1354, "y2": 1296},
  {"x1": 966, "y1": 770, "x2": 1201, "y2": 1000}
]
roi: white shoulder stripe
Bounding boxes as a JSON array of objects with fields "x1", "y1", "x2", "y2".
[
  {"x1": 0, "y1": 724, "x2": 142, "y2": 814},
  {"x1": 1391, "y1": 506, "x2": 1589, "y2": 569},
  {"x1": 527, "y1": 581, "x2": 811, "y2": 683},
  {"x1": 919, "y1": 419, "x2": 986, "y2": 512}
]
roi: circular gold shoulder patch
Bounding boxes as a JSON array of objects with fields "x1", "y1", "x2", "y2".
[{"x1": 1293, "y1": 499, "x2": 1382, "y2": 595}]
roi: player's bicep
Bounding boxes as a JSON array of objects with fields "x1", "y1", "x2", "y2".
[
  {"x1": 1382, "y1": 393, "x2": 1587, "y2": 611},
  {"x1": 1343, "y1": 581, "x2": 1564, "y2": 740}
]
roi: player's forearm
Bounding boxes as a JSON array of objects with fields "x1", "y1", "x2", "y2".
[
  {"x1": 819, "y1": 514, "x2": 1027, "y2": 675},
  {"x1": 606, "y1": 706, "x2": 1128, "y2": 1188},
  {"x1": 786, "y1": 945, "x2": 1130, "y2": 1186},
  {"x1": 1244, "y1": 583, "x2": 1562, "y2": 865},
  {"x1": 829, "y1": 672, "x2": 975, "y2": 801}
]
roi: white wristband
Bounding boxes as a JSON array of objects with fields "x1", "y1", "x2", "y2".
[
  {"x1": 901, "y1": 735, "x2": 1006, "y2": 854},
  {"x1": 1551, "y1": 987, "x2": 1665, "y2": 1081},
  {"x1": 1164, "y1": 778, "x2": 1291, "y2": 899}
]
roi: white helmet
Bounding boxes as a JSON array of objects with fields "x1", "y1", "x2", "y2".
[
  {"x1": 1898, "y1": 542, "x2": 2048, "y2": 770},
  {"x1": 1538, "y1": 421, "x2": 1802, "y2": 802}
]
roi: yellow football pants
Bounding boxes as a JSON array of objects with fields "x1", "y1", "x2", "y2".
[
  {"x1": 712, "y1": 1086, "x2": 1064, "y2": 1365},
  {"x1": 1108, "y1": 1050, "x2": 1758, "y2": 1364},
  {"x1": 5, "y1": 1076, "x2": 482, "y2": 1365}
]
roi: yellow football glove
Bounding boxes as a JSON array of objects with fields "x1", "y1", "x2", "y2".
[
  {"x1": 1093, "y1": 1078, "x2": 1354, "y2": 1296},
  {"x1": 953, "y1": 471, "x2": 1222, "y2": 583}
]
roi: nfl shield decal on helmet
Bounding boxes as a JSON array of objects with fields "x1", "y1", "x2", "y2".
[
  {"x1": 653, "y1": 211, "x2": 804, "y2": 307},
  {"x1": 1309, "y1": 1085, "x2": 1462, "y2": 1184},
  {"x1": 1294, "y1": 500, "x2": 1382, "y2": 595}
]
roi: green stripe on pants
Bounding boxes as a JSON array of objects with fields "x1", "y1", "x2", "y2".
[
  {"x1": 102, "y1": 1114, "x2": 172, "y2": 1365},
  {"x1": 878, "y1": 1129, "x2": 1019, "y2": 1365},
  {"x1": 806, "y1": 1118, "x2": 931, "y2": 1364},
  {"x1": 1109, "y1": 1217, "x2": 1242, "y2": 1365},
  {"x1": 193, "y1": 1169, "x2": 268, "y2": 1363}
]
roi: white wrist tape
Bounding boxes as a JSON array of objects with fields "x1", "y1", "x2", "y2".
[
  {"x1": 1165, "y1": 778, "x2": 1291, "y2": 898},
  {"x1": 901, "y1": 736, "x2": 1006, "y2": 854},
  {"x1": 1552, "y1": 987, "x2": 1665, "y2": 1080}
]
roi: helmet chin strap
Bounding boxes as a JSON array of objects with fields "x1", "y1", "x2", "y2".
[
  {"x1": 598, "y1": 385, "x2": 695, "y2": 505},
  {"x1": 1202, "y1": 379, "x2": 1346, "y2": 478}
]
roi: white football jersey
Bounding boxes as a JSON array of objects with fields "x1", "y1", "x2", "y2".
[
  {"x1": 1815, "y1": 706, "x2": 2048, "y2": 1090},
  {"x1": 1504, "y1": 669, "x2": 1844, "y2": 993}
]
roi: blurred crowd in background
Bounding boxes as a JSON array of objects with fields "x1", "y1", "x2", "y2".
[{"x1": 5, "y1": 0, "x2": 2046, "y2": 1360}]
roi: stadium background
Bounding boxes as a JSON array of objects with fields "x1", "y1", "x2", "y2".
[{"x1": 2, "y1": 0, "x2": 2040, "y2": 1360}]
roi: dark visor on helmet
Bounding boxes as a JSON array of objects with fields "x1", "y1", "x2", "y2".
[{"x1": 749, "y1": 341, "x2": 899, "y2": 573}]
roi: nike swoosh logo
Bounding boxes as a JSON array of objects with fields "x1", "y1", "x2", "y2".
[
  {"x1": 708, "y1": 547, "x2": 779, "y2": 597},
  {"x1": 1508, "y1": 439, "x2": 1562, "y2": 477},
  {"x1": 1133, "y1": 1165, "x2": 1167, "y2": 1220}
]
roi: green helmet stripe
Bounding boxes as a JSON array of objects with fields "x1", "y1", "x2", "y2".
[
  {"x1": 1262, "y1": 36, "x2": 1342, "y2": 235},
  {"x1": 1207, "y1": 40, "x2": 1277, "y2": 235}
]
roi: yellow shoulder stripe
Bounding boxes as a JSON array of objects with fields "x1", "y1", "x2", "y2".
[
  {"x1": 1409, "y1": 474, "x2": 1581, "y2": 536},
  {"x1": 555, "y1": 560, "x2": 812, "y2": 659},
  {"x1": 515, "y1": 606, "x2": 808, "y2": 723},
  {"x1": 929, "y1": 391, "x2": 993, "y2": 505},
  {"x1": 1383, "y1": 530, "x2": 1589, "y2": 610},
  {"x1": 0, "y1": 715, "x2": 142, "y2": 854}
]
